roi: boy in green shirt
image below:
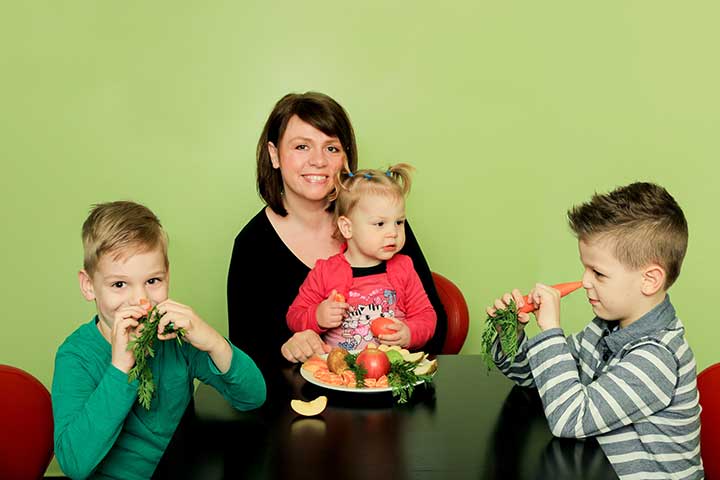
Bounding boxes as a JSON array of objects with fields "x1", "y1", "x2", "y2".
[{"x1": 52, "y1": 201, "x2": 266, "y2": 479}]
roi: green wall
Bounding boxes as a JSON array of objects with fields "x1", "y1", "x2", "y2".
[{"x1": 2, "y1": 3, "x2": 718, "y2": 476}]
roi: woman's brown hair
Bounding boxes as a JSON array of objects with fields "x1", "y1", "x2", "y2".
[{"x1": 256, "y1": 92, "x2": 359, "y2": 216}]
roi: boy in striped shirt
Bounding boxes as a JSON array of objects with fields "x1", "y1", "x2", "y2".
[{"x1": 488, "y1": 182, "x2": 703, "y2": 479}]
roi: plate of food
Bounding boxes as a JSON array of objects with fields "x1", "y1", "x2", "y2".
[{"x1": 299, "y1": 344, "x2": 437, "y2": 403}]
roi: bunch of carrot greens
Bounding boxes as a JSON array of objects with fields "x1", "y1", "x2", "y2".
[
  {"x1": 127, "y1": 306, "x2": 186, "y2": 409},
  {"x1": 480, "y1": 299, "x2": 521, "y2": 371}
]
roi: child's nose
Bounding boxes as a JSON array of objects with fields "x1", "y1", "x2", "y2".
[{"x1": 130, "y1": 289, "x2": 150, "y2": 306}]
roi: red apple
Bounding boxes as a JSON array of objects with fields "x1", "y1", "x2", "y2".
[
  {"x1": 370, "y1": 317, "x2": 396, "y2": 337},
  {"x1": 356, "y1": 348, "x2": 391, "y2": 379}
]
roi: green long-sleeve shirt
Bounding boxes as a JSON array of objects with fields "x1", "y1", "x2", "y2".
[{"x1": 52, "y1": 316, "x2": 266, "y2": 479}]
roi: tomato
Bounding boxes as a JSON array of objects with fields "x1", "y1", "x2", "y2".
[
  {"x1": 356, "y1": 348, "x2": 391, "y2": 379},
  {"x1": 370, "y1": 317, "x2": 396, "y2": 337}
]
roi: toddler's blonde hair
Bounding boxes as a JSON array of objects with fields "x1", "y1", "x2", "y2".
[{"x1": 330, "y1": 163, "x2": 414, "y2": 240}]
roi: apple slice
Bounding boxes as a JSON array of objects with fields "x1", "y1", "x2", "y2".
[
  {"x1": 414, "y1": 359, "x2": 438, "y2": 376},
  {"x1": 402, "y1": 351, "x2": 425, "y2": 364},
  {"x1": 291, "y1": 396, "x2": 328, "y2": 416}
]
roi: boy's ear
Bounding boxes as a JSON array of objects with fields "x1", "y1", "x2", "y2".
[
  {"x1": 78, "y1": 270, "x2": 95, "y2": 301},
  {"x1": 337, "y1": 216, "x2": 353, "y2": 240},
  {"x1": 268, "y1": 142, "x2": 280, "y2": 169},
  {"x1": 640, "y1": 264, "x2": 666, "y2": 296}
]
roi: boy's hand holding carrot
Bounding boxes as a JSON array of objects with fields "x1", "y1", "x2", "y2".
[
  {"x1": 487, "y1": 284, "x2": 562, "y2": 332},
  {"x1": 155, "y1": 299, "x2": 219, "y2": 350},
  {"x1": 110, "y1": 305, "x2": 147, "y2": 374},
  {"x1": 526, "y1": 283, "x2": 562, "y2": 331},
  {"x1": 155, "y1": 299, "x2": 233, "y2": 372},
  {"x1": 316, "y1": 290, "x2": 348, "y2": 329},
  {"x1": 486, "y1": 289, "x2": 532, "y2": 335}
]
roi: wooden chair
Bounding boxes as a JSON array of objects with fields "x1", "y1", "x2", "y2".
[
  {"x1": 699, "y1": 362, "x2": 720, "y2": 479},
  {"x1": 432, "y1": 272, "x2": 470, "y2": 354},
  {"x1": 0, "y1": 365, "x2": 54, "y2": 480}
]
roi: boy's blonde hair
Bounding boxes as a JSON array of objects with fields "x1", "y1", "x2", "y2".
[
  {"x1": 82, "y1": 201, "x2": 168, "y2": 277},
  {"x1": 330, "y1": 163, "x2": 414, "y2": 240},
  {"x1": 567, "y1": 182, "x2": 688, "y2": 289}
]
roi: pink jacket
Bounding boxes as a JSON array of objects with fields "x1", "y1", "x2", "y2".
[{"x1": 286, "y1": 253, "x2": 437, "y2": 350}]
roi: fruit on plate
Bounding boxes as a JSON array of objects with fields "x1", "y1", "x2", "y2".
[
  {"x1": 327, "y1": 347, "x2": 350, "y2": 374},
  {"x1": 356, "y1": 348, "x2": 391, "y2": 379},
  {"x1": 370, "y1": 317, "x2": 396, "y2": 337},
  {"x1": 291, "y1": 396, "x2": 328, "y2": 416},
  {"x1": 414, "y1": 359, "x2": 438, "y2": 376},
  {"x1": 385, "y1": 350, "x2": 404, "y2": 364},
  {"x1": 402, "y1": 351, "x2": 425, "y2": 364}
]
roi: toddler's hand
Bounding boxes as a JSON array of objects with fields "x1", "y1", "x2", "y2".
[
  {"x1": 111, "y1": 305, "x2": 146, "y2": 374},
  {"x1": 377, "y1": 318, "x2": 411, "y2": 348},
  {"x1": 316, "y1": 290, "x2": 348, "y2": 329},
  {"x1": 527, "y1": 283, "x2": 561, "y2": 331},
  {"x1": 156, "y1": 299, "x2": 223, "y2": 353}
]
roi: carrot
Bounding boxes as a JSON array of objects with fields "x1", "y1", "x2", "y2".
[
  {"x1": 517, "y1": 281, "x2": 583, "y2": 313},
  {"x1": 480, "y1": 280, "x2": 583, "y2": 371},
  {"x1": 333, "y1": 293, "x2": 346, "y2": 303},
  {"x1": 139, "y1": 297, "x2": 152, "y2": 313}
]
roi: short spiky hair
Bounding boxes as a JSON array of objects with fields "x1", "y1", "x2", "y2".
[
  {"x1": 567, "y1": 182, "x2": 688, "y2": 289},
  {"x1": 82, "y1": 201, "x2": 168, "y2": 277}
]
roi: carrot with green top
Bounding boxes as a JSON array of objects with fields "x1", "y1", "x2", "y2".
[
  {"x1": 128, "y1": 298, "x2": 187, "y2": 409},
  {"x1": 480, "y1": 281, "x2": 583, "y2": 370}
]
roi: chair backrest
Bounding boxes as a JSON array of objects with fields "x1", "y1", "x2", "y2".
[
  {"x1": 0, "y1": 365, "x2": 54, "y2": 480},
  {"x1": 699, "y1": 362, "x2": 720, "y2": 480},
  {"x1": 432, "y1": 272, "x2": 469, "y2": 354}
]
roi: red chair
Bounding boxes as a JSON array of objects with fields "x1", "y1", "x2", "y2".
[
  {"x1": 432, "y1": 272, "x2": 470, "y2": 354},
  {"x1": 699, "y1": 362, "x2": 720, "y2": 480},
  {"x1": 0, "y1": 365, "x2": 54, "y2": 480}
]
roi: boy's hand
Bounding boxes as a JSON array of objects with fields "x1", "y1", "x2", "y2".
[
  {"x1": 527, "y1": 283, "x2": 561, "y2": 331},
  {"x1": 316, "y1": 290, "x2": 348, "y2": 329},
  {"x1": 486, "y1": 289, "x2": 532, "y2": 332},
  {"x1": 156, "y1": 299, "x2": 224, "y2": 353},
  {"x1": 377, "y1": 318, "x2": 411, "y2": 348},
  {"x1": 156, "y1": 299, "x2": 234, "y2": 373},
  {"x1": 111, "y1": 305, "x2": 145, "y2": 374}
]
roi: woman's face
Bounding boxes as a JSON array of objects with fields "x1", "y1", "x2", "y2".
[{"x1": 268, "y1": 115, "x2": 346, "y2": 206}]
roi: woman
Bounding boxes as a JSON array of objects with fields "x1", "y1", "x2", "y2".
[{"x1": 227, "y1": 92, "x2": 446, "y2": 373}]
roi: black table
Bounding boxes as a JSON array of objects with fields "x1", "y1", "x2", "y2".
[{"x1": 155, "y1": 355, "x2": 617, "y2": 479}]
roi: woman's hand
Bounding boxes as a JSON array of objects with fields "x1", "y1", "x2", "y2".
[{"x1": 281, "y1": 330, "x2": 331, "y2": 363}]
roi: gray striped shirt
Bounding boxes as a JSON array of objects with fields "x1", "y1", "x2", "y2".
[{"x1": 493, "y1": 296, "x2": 704, "y2": 479}]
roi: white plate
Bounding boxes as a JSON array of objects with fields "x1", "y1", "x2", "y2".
[{"x1": 299, "y1": 352, "x2": 434, "y2": 393}]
